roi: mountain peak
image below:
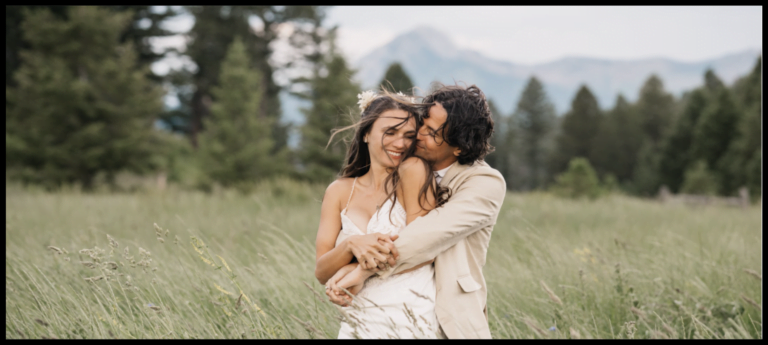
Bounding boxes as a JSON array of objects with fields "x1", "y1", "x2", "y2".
[{"x1": 394, "y1": 26, "x2": 458, "y2": 58}]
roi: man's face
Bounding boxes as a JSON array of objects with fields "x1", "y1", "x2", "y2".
[{"x1": 415, "y1": 102, "x2": 459, "y2": 170}]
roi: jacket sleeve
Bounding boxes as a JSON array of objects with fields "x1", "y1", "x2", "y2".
[{"x1": 376, "y1": 168, "x2": 506, "y2": 279}]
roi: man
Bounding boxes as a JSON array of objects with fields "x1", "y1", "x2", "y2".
[{"x1": 327, "y1": 83, "x2": 506, "y2": 339}]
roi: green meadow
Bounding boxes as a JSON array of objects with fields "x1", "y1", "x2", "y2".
[{"x1": 5, "y1": 180, "x2": 762, "y2": 339}]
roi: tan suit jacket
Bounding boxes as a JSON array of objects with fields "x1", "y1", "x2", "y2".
[{"x1": 375, "y1": 160, "x2": 506, "y2": 339}]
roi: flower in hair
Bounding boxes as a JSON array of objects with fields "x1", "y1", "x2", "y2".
[
  {"x1": 357, "y1": 90, "x2": 378, "y2": 112},
  {"x1": 396, "y1": 91, "x2": 416, "y2": 104}
]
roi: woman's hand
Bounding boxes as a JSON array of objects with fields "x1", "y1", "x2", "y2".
[
  {"x1": 345, "y1": 233, "x2": 399, "y2": 270},
  {"x1": 325, "y1": 263, "x2": 357, "y2": 306},
  {"x1": 332, "y1": 264, "x2": 375, "y2": 302}
]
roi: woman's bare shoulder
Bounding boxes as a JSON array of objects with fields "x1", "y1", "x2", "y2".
[
  {"x1": 398, "y1": 157, "x2": 429, "y2": 180},
  {"x1": 324, "y1": 177, "x2": 356, "y2": 204}
]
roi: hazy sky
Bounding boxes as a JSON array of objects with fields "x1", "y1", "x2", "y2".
[
  {"x1": 326, "y1": 6, "x2": 762, "y2": 65},
  {"x1": 152, "y1": 6, "x2": 761, "y2": 77}
]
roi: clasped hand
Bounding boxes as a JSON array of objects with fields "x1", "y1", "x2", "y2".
[
  {"x1": 346, "y1": 233, "x2": 399, "y2": 271},
  {"x1": 326, "y1": 233, "x2": 399, "y2": 306}
]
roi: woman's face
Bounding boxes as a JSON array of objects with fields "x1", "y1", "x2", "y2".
[{"x1": 366, "y1": 109, "x2": 417, "y2": 169}]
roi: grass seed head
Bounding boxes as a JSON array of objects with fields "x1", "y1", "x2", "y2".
[
  {"x1": 630, "y1": 306, "x2": 647, "y2": 320},
  {"x1": 740, "y1": 294, "x2": 761, "y2": 310},
  {"x1": 107, "y1": 234, "x2": 119, "y2": 249},
  {"x1": 540, "y1": 280, "x2": 563, "y2": 305},
  {"x1": 153, "y1": 223, "x2": 163, "y2": 237},
  {"x1": 569, "y1": 327, "x2": 580, "y2": 339},
  {"x1": 661, "y1": 322, "x2": 676, "y2": 337},
  {"x1": 523, "y1": 318, "x2": 548, "y2": 338},
  {"x1": 742, "y1": 268, "x2": 761, "y2": 280},
  {"x1": 47, "y1": 246, "x2": 63, "y2": 255}
]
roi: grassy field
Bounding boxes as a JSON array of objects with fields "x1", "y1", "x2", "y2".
[{"x1": 5, "y1": 179, "x2": 762, "y2": 339}]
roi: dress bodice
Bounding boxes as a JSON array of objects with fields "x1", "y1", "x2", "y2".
[{"x1": 340, "y1": 197, "x2": 407, "y2": 237}]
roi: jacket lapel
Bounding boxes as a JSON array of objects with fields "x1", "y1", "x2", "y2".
[{"x1": 440, "y1": 163, "x2": 463, "y2": 187}]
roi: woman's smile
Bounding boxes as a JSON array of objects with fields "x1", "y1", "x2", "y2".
[{"x1": 386, "y1": 150, "x2": 403, "y2": 160}]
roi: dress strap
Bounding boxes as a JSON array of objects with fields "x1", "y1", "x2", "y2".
[{"x1": 344, "y1": 177, "x2": 357, "y2": 215}]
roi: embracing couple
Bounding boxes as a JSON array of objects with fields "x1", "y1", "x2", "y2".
[{"x1": 314, "y1": 83, "x2": 506, "y2": 339}]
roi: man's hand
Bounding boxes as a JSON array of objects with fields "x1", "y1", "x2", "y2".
[
  {"x1": 377, "y1": 234, "x2": 399, "y2": 269},
  {"x1": 346, "y1": 233, "x2": 399, "y2": 270}
]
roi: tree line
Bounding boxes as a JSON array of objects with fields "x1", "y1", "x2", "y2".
[
  {"x1": 5, "y1": 6, "x2": 761, "y2": 202},
  {"x1": 485, "y1": 60, "x2": 761, "y2": 201}
]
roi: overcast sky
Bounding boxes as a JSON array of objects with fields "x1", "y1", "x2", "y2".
[
  {"x1": 325, "y1": 6, "x2": 762, "y2": 65},
  {"x1": 152, "y1": 6, "x2": 761, "y2": 78}
]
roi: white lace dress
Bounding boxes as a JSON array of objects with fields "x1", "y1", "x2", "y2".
[{"x1": 336, "y1": 178, "x2": 439, "y2": 339}]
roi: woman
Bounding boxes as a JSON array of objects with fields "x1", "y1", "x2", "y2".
[{"x1": 314, "y1": 91, "x2": 449, "y2": 338}]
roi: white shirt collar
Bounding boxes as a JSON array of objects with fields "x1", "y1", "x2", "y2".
[{"x1": 435, "y1": 162, "x2": 455, "y2": 181}]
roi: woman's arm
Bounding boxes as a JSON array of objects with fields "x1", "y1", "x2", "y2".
[
  {"x1": 315, "y1": 180, "x2": 399, "y2": 284},
  {"x1": 331, "y1": 160, "x2": 438, "y2": 295},
  {"x1": 315, "y1": 180, "x2": 356, "y2": 285}
]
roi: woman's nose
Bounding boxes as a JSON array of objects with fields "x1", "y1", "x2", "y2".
[{"x1": 392, "y1": 137, "x2": 407, "y2": 149}]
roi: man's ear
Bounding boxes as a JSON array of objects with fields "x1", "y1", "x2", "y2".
[{"x1": 453, "y1": 148, "x2": 461, "y2": 157}]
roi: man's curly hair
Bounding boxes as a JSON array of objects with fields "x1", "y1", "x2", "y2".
[{"x1": 422, "y1": 83, "x2": 495, "y2": 165}]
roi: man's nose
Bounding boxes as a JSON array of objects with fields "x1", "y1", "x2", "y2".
[{"x1": 416, "y1": 129, "x2": 428, "y2": 142}]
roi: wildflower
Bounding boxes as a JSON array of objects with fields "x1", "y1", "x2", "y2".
[
  {"x1": 217, "y1": 255, "x2": 232, "y2": 272},
  {"x1": 190, "y1": 237, "x2": 206, "y2": 255},
  {"x1": 253, "y1": 303, "x2": 266, "y2": 317},
  {"x1": 199, "y1": 255, "x2": 216, "y2": 267},
  {"x1": 549, "y1": 326, "x2": 557, "y2": 332},
  {"x1": 214, "y1": 283, "x2": 233, "y2": 296},
  {"x1": 357, "y1": 90, "x2": 377, "y2": 112}
]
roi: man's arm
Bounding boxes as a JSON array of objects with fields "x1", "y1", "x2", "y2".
[{"x1": 376, "y1": 168, "x2": 506, "y2": 279}]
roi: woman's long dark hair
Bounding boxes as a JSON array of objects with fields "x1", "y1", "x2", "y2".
[{"x1": 328, "y1": 91, "x2": 451, "y2": 221}]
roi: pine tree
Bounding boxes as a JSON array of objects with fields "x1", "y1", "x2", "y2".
[
  {"x1": 635, "y1": 74, "x2": 676, "y2": 146},
  {"x1": 484, "y1": 99, "x2": 510, "y2": 186},
  {"x1": 550, "y1": 157, "x2": 601, "y2": 200},
  {"x1": 657, "y1": 89, "x2": 707, "y2": 193},
  {"x1": 378, "y1": 62, "x2": 415, "y2": 94},
  {"x1": 7, "y1": 6, "x2": 179, "y2": 86},
  {"x1": 628, "y1": 75, "x2": 676, "y2": 195},
  {"x1": 183, "y1": 6, "x2": 323, "y2": 150},
  {"x1": 197, "y1": 37, "x2": 281, "y2": 191},
  {"x1": 297, "y1": 41, "x2": 361, "y2": 183},
  {"x1": 549, "y1": 85, "x2": 602, "y2": 177},
  {"x1": 510, "y1": 76, "x2": 557, "y2": 190},
  {"x1": 704, "y1": 69, "x2": 725, "y2": 94},
  {"x1": 589, "y1": 94, "x2": 644, "y2": 185},
  {"x1": 718, "y1": 57, "x2": 761, "y2": 198},
  {"x1": 5, "y1": 6, "x2": 68, "y2": 86},
  {"x1": 690, "y1": 87, "x2": 741, "y2": 194},
  {"x1": 5, "y1": 7, "x2": 164, "y2": 189},
  {"x1": 679, "y1": 160, "x2": 718, "y2": 196}
]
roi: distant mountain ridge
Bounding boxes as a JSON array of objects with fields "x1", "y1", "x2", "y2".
[
  {"x1": 353, "y1": 26, "x2": 761, "y2": 115},
  {"x1": 280, "y1": 26, "x2": 760, "y2": 147}
]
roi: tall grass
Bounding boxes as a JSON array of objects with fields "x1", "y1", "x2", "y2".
[{"x1": 5, "y1": 180, "x2": 762, "y2": 338}]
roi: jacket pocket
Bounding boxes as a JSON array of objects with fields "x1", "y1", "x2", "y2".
[{"x1": 457, "y1": 274, "x2": 482, "y2": 293}]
